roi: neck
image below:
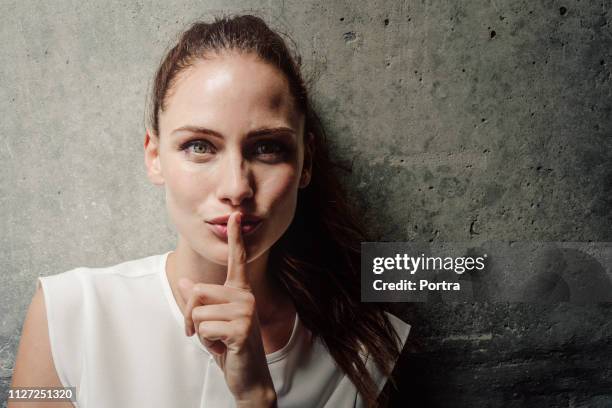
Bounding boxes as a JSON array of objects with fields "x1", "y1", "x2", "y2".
[{"x1": 166, "y1": 237, "x2": 289, "y2": 325}]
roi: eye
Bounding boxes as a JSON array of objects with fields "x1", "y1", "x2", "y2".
[
  {"x1": 253, "y1": 140, "x2": 287, "y2": 157},
  {"x1": 181, "y1": 140, "x2": 214, "y2": 155}
]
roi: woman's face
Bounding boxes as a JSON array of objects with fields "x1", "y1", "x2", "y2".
[{"x1": 146, "y1": 52, "x2": 309, "y2": 265}]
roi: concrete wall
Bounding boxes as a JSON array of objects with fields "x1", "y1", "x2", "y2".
[{"x1": 2, "y1": 0, "x2": 611, "y2": 406}]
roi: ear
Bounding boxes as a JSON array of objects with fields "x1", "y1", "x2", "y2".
[
  {"x1": 144, "y1": 129, "x2": 165, "y2": 186},
  {"x1": 299, "y1": 132, "x2": 315, "y2": 189}
]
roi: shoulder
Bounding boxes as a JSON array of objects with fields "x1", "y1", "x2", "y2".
[
  {"x1": 37, "y1": 251, "x2": 169, "y2": 322},
  {"x1": 37, "y1": 252, "x2": 167, "y2": 293},
  {"x1": 49, "y1": 252, "x2": 166, "y2": 280}
]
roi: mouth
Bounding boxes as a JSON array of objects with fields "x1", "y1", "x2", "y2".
[{"x1": 205, "y1": 219, "x2": 263, "y2": 240}]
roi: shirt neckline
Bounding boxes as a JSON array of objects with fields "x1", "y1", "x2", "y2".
[{"x1": 157, "y1": 250, "x2": 300, "y2": 364}]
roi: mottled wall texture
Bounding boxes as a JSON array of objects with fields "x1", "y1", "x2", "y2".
[{"x1": 2, "y1": 0, "x2": 611, "y2": 407}]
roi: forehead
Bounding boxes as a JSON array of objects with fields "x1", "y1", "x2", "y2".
[{"x1": 160, "y1": 52, "x2": 303, "y2": 134}]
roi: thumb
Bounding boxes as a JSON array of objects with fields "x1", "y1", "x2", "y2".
[{"x1": 177, "y1": 277, "x2": 194, "y2": 306}]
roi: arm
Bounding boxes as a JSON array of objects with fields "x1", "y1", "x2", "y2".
[{"x1": 9, "y1": 285, "x2": 75, "y2": 408}]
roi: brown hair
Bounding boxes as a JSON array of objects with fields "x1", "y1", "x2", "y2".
[{"x1": 147, "y1": 14, "x2": 403, "y2": 407}]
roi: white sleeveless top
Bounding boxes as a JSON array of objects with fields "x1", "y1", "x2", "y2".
[{"x1": 37, "y1": 251, "x2": 411, "y2": 408}]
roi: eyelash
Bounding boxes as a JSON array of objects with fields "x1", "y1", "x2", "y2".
[{"x1": 180, "y1": 139, "x2": 289, "y2": 160}]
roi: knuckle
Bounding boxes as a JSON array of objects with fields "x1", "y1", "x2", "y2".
[
  {"x1": 191, "y1": 306, "x2": 205, "y2": 320},
  {"x1": 241, "y1": 291, "x2": 256, "y2": 306},
  {"x1": 237, "y1": 304, "x2": 253, "y2": 319},
  {"x1": 235, "y1": 321, "x2": 250, "y2": 339}
]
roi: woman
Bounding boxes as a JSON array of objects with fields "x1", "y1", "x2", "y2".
[{"x1": 11, "y1": 14, "x2": 410, "y2": 407}]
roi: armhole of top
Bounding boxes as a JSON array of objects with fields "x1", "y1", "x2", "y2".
[
  {"x1": 37, "y1": 276, "x2": 72, "y2": 390},
  {"x1": 376, "y1": 313, "x2": 411, "y2": 392},
  {"x1": 387, "y1": 312, "x2": 411, "y2": 350}
]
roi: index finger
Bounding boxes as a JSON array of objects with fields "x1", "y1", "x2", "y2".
[{"x1": 224, "y1": 211, "x2": 250, "y2": 290}]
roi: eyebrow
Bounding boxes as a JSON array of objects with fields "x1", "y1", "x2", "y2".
[{"x1": 171, "y1": 125, "x2": 296, "y2": 139}]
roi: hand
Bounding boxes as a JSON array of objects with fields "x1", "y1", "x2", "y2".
[{"x1": 178, "y1": 212, "x2": 277, "y2": 407}]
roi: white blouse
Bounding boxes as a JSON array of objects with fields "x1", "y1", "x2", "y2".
[{"x1": 38, "y1": 251, "x2": 411, "y2": 407}]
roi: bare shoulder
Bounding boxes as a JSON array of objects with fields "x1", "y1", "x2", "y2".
[{"x1": 9, "y1": 284, "x2": 75, "y2": 408}]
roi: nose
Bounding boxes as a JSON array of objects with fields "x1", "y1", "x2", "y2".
[{"x1": 217, "y1": 148, "x2": 254, "y2": 206}]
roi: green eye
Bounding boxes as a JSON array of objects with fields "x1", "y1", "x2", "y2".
[{"x1": 183, "y1": 140, "x2": 214, "y2": 155}]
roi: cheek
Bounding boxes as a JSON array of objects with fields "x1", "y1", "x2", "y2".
[
  {"x1": 162, "y1": 154, "x2": 211, "y2": 213},
  {"x1": 257, "y1": 166, "x2": 300, "y2": 216}
]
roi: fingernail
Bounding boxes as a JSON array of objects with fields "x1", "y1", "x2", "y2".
[{"x1": 235, "y1": 212, "x2": 242, "y2": 226}]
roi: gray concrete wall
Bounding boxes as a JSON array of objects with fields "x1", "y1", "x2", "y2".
[{"x1": 2, "y1": 0, "x2": 611, "y2": 407}]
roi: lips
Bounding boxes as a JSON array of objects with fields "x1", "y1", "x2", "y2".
[
  {"x1": 207, "y1": 214, "x2": 262, "y2": 224},
  {"x1": 205, "y1": 214, "x2": 263, "y2": 240}
]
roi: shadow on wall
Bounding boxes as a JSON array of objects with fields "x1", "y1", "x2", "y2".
[
  {"x1": 519, "y1": 247, "x2": 612, "y2": 303},
  {"x1": 453, "y1": 244, "x2": 612, "y2": 303}
]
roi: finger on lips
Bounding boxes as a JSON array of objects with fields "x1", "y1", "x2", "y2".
[{"x1": 225, "y1": 211, "x2": 250, "y2": 291}]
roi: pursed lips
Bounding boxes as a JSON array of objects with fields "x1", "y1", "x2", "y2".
[
  {"x1": 206, "y1": 214, "x2": 263, "y2": 225},
  {"x1": 205, "y1": 216, "x2": 263, "y2": 239}
]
